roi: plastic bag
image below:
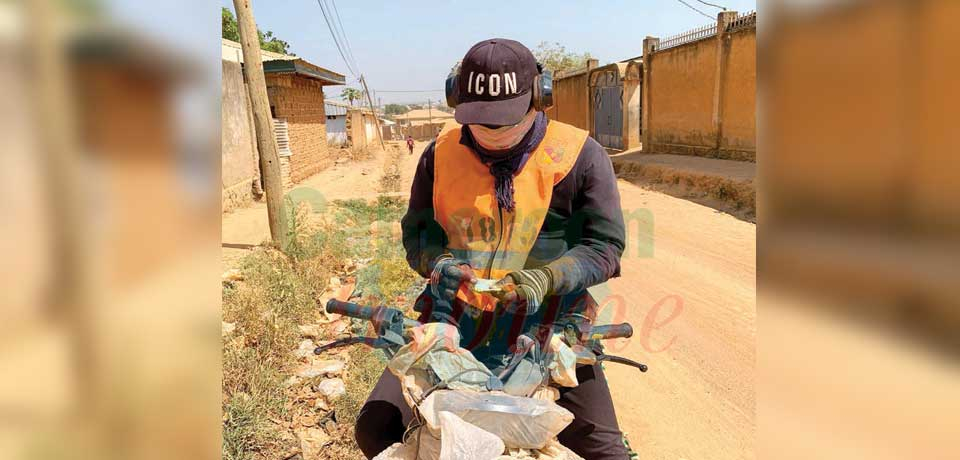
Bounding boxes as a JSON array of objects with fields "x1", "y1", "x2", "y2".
[
  {"x1": 388, "y1": 323, "x2": 494, "y2": 407},
  {"x1": 438, "y1": 411, "x2": 505, "y2": 460},
  {"x1": 419, "y1": 390, "x2": 574, "y2": 449},
  {"x1": 372, "y1": 414, "x2": 505, "y2": 460},
  {"x1": 371, "y1": 429, "x2": 442, "y2": 460},
  {"x1": 546, "y1": 335, "x2": 578, "y2": 388},
  {"x1": 372, "y1": 442, "x2": 415, "y2": 460}
]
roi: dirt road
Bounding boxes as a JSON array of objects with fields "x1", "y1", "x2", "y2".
[
  {"x1": 602, "y1": 181, "x2": 756, "y2": 459},
  {"x1": 221, "y1": 143, "x2": 756, "y2": 458},
  {"x1": 221, "y1": 142, "x2": 425, "y2": 268}
]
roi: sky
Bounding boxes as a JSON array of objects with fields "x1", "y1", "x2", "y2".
[{"x1": 213, "y1": 0, "x2": 758, "y2": 106}]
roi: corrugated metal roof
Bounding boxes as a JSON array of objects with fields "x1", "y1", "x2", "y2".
[
  {"x1": 221, "y1": 39, "x2": 345, "y2": 85},
  {"x1": 324, "y1": 101, "x2": 348, "y2": 117},
  {"x1": 262, "y1": 59, "x2": 345, "y2": 85}
]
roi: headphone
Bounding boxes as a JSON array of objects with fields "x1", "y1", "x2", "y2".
[{"x1": 445, "y1": 61, "x2": 554, "y2": 113}]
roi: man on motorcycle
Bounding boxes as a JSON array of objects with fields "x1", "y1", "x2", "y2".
[{"x1": 355, "y1": 38, "x2": 629, "y2": 459}]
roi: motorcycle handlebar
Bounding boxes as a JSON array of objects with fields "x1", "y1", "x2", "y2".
[
  {"x1": 589, "y1": 323, "x2": 634, "y2": 340},
  {"x1": 326, "y1": 299, "x2": 378, "y2": 320},
  {"x1": 327, "y1": 299, "x2": 634, "y2": 341}
]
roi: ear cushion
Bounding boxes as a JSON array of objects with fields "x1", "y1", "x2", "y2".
[
  {"x1": 445, "y1": 72, "x2": 459, "y2": 108},
  {"x1": 539, "y1": 69, "x2": 553, "y2": 110},
  {"x1": 532, "y1": 73, "x2": 542, "y2": 111}
]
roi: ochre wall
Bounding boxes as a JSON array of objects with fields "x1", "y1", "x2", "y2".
[
  {"x1": 221, "y1": 60, "x2": 259, "y2": 211},
  {"x1": 346, "y1": 110, "x2": 381, "y2": 147},
  {"x1": 645, "y1": 25, "x2": 756, "y2": 161},
  {"x1": 266, "y1": 74, "x2": 333, "y2": 184},
  {"x1": 547, "y1": 70, "x2": 591, "y2": 131},
  {"x1": 765, "y1": 1, "x2": 959, "y2": 233},
  {"x1": 647, "y1": 37, "x2": 720, "y2": 156},
  {"x1": 719, "y1": 29, "x2": 756, "y2": 155}
]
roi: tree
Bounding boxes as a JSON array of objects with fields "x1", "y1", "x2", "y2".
[
  {"x1": 384, "y1": 104, "x2": 409, "y2": 116},
  {"x1": 258, "y1": 30, "x2": 292, "y2": 55},
  {"x1": 533, "y1": 41, "x2": 593, "y2": 73},
  {"x1": 222, "y1": 7, "x2": 240, "y2": 41},
  {"x1": 222, "y1": 7, "x2": 294, "y2": 55},
  {"x1": 341, "y1": 88, "x2": 363, "y2": 106}
]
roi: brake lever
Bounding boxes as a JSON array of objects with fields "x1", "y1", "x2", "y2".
[
  {"x1": 313, "y1": 337, "x2": 387, "y2": 354},
  {"x1": 596, "y1": 353, "x2": 648, "y2": 373}
]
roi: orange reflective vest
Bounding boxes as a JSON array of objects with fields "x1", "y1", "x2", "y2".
[{"x1": 433, "y1": 120, "x2": 589, "y2": 312}]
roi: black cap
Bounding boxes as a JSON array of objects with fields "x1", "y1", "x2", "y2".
[{"x1": 454, "y1": 38, "x2": 537, "y2": 126}]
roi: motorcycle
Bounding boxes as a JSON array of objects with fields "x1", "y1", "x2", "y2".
[{"x1": 315, "y1": 298, "x2": 647, "y2": 460}]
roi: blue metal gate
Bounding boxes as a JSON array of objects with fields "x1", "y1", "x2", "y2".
[{"x1": 593, "y1": 74, "x2": 623, "y2": 150}]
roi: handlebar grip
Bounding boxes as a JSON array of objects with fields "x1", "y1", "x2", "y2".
[
  {"x1": 326, "y1": 299, "x2": 377, "y2": 320},
  {"x1": 589, "y1": 323, "x2": 634, "y2": 340}
]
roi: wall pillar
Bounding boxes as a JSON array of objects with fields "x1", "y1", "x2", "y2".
[
  {"x1": 713, "y1": 11, "x2": 738, "y2": 153},
  {"x1": 622, "y1": 62, "x2": 642, "y2": 151},
  {"x1": 641, "y1": 36, "x2": 659, "y2": 153},
  {"x1": 585, "y1": 58, "x2": 598, "y2": 131}
]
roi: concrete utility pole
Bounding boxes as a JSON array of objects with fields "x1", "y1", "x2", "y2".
[
  {"x1": 359, "y1": 75, "x2": 385, "y2": 149},
  {"x1": 233, "y1": 0, "x2": 288, "y2": 248},
  {"x1": 427, "y1": 98, "x2": 433, "y2": 126}
]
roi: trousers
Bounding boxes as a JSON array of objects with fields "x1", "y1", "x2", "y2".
[{"x1": 354, "y1": 363, "x2": 630, "y2": 459}]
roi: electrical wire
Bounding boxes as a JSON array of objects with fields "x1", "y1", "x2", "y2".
[
  {"x1": 314, "y1": 0, "x2": 358, "y2": 77},
  {"x1": 676, "y1": 0, "x2": 716, "y2": 19},
  {"x1": 329, "y1": 0, "x2": 361, "y2": 73},
  {"x1": 693, "y1": 0, "x2": 728, "y2": 10}
]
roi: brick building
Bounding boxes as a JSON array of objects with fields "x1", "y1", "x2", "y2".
[{"x1": 221, "y1": 39, "x2": 345, "y2": 209}]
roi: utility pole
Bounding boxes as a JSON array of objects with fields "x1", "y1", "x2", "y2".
[
  {"x1": 233, "y1": 0, "x2": 288, "y2": 248},
  {"x1": 427, "y1": 98, "x2": 433, "y2": 126},
  {"x1": 29, "y1": 0, "x2": 96, "y2": 412},
  {"x1": 359, "y1": 75, "x2": 386, "y2": 149}
]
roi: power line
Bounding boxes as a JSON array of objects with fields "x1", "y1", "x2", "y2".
[
  {"x1": 315, "y1": 0, "x2": 358, "y2": 77},
  {"x1": 329, "y1": 0, "x2": 360, "y2": 73},
  {"x1": 676, "y1": 0, "x2": 715, "y2": 19},
  {"x1": 693, "y1": 0, "x2": 728, "y2": 10}
]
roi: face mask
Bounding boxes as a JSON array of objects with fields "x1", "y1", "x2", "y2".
[{"x1": 469, "y1": 109, "x2": 537, "y2": 151}]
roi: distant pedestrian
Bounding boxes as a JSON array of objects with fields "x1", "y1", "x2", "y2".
[{"x1": 405, "y1": 135, "x2": 415, "y2": 155}]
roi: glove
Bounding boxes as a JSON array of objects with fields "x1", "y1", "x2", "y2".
[
  {"x1": 429, "y1": 255, "x2": 477, "y2": 305},
  {"x1": 492, "y1": 268, "x2": 554, "y2": 316}
]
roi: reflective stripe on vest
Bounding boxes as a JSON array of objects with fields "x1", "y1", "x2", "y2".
[{"x1": 433, "y1": 119, "x2": 588, "y2": 311}]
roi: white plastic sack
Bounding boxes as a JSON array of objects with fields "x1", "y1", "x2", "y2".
[
  {"x1": 372, "y1": 442, "x2": 414, "y2": 460},
  {"x1": 370, "y1": 429, "x2": 442, "y2": 460},
  {"x1": 388, "y1": 323, "x2": 494, "y2": 406},
  {"x1": 546, "y1": 335, "x2": 579, "y2": 388},
  {"x1": 419, "y1": 390, "x2": 574, "y2": 450},
  {"x1": 438, "y1": 411, "x2": 505, "y2": 460}
]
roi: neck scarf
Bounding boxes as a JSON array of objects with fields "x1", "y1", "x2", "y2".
[{"x1": 460, "y1": 111, "x2": 548, "y2": 212}]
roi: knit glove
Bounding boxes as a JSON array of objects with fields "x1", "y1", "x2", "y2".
[
  {"x1": 429, "y1": 254, "x2": 477, "y2": 305},
  {"x1": 492, "y1": 268, "x2": 555, "y2": 316}
]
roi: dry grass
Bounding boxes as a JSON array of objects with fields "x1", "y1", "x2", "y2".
[
  {"x1": 378, "y1": 147, "x2": 403, "y2": 193},
  {"x1": 223, "y1": 196, "x2": 421, "y2": 460},
  {"x1": 614, "y1": 161, "x2": 756, "y2": 221},
  {"x1": 222, "y1": 248, "x2": 316, "y2": 460}
]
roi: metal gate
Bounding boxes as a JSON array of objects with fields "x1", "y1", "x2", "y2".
[{"x1": 593, "y1": 71, "x2": 623, "y2": 150}]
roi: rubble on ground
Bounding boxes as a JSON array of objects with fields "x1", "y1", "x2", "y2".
[
  {"x1": 315, "y1": 378, "x2": 346, "y2": 400},
  {"x1": 295, "y1": 360, "x2": 345, "y2": 379}
]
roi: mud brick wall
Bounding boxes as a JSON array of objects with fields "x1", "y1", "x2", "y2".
[{"x1": 266, "y1": 74, "x2": 335, "y2": 184}]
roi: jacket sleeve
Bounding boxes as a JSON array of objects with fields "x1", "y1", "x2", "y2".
[
  {"x1": 400, "y1": 141, "x2": 449, "y2": 278},
  {"x1": 546, "y1": 138, "x2": 626, "y2": 295}
]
